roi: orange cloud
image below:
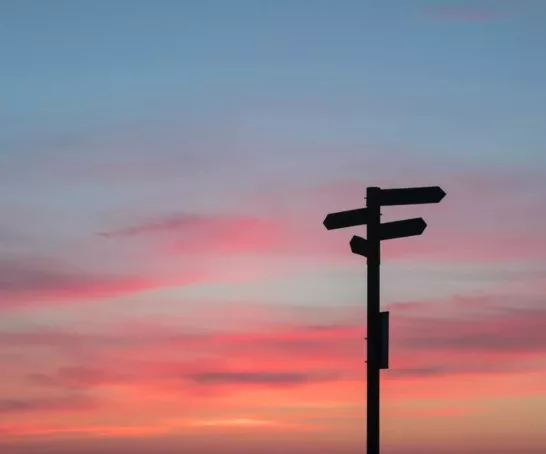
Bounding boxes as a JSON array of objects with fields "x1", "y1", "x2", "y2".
[
  {"x1": 0, "y1": 423, "x2": 171, "y2": 439},
  {"x1": 5, "y1": 292, "x2": 544, "y2": 400},
  {"x1": 185, "y1": 417, "x2": 282, "y2": 428},
  {"x1": 1, "y1": 287, "x2": 544, "y2": 453}
]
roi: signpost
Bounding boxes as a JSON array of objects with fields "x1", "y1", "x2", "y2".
[{"x1": 323, "y1": 185, "x2": 445, "y2": 454}]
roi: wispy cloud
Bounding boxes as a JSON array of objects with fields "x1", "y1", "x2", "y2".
[
  {"x1": 394, "y1": 296, "x2": 546, "y2": 355},
  {"x1": 0, "y1": 422, "x2": 171, "y2": 439},
  {"x1": 0, "y1": 395, "x2": 96, "y2": 414},
  {"x1": 385, "y1": 404, "x2": 478, "y2": 418},
  {"x1": 100, "y1": 213, "x2": 287, "y2": 256},
  {"x1": 4, "y1": 292, "x2": 543, "y2": 398},
  {"x1": 3, "y1": 164, "x2": 544, "y2": 317},
  {"x1": 98, "y1": 214, "x2": 239, "y2": 239},
  {"x1": 0, "y1": 291, "x2": 545, "y2": 448},
  {"x1": 0, "y1": 258, "x2": 177, "y2": 308},
  {"x1": 186, "y1": 417, "x2": 282, "y2": 427},
  {"x1": 29, "y1": 366, "x2": 133, "y2": 390},
  {"x1": 187, "y1": 371, "x2": 341, "y2": 387}
]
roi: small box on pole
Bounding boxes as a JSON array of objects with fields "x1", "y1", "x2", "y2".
[{"x1": 379, "y1": 311, "x2": 389, "y2": 370}]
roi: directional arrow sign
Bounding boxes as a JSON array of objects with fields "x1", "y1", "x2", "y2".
[
  {"x1": 380, "y1": 217, "x2": 427, "y2": 240},
  {"x1": 378, "y1": 186, "x2": 446, "y2": 206},
  {"x1": 350, "y1": 235, "x2": 369, "y2": 257},
  {"x1": 323, "y1": 208, "x2": 369, "y2": 230}
]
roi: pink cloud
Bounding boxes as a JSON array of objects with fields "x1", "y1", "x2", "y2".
[
  {"x1": 3, "y1": 291, "x2": 543, "y2": 404},
  {"x1": 90, "y1": 165, "x2": 546, "y2": 273},
  {"x1": 29, "y1": 366, "x2": 134, "y2": 390},
  {"x1": 0, "y1": 257, "x2": 205, "y2": 309},
  {"x1": 0, "y1": 422, "x2": 171, "y2": 439},
  {"x1": 381, "y1": 227, "x2": 546, "y2": 262},
  {"x1": 100, "y1": 213, "x2": 291, "y2": 255},
  {"x1": 21, "y1": 324, "x2": 364, "y2": 392},
  {"x1": 96, "y1": 208, "x2": 364, "y2": 263},
  {"x1": 186, "y1": 371, "x2": 341, "y2": 387},
  {"x1": 383, "y1": 294, "x2": 546, "y2": 384},
  {"x1": 99, "y1": 214, "x2": 268, "y2": 240},
  {"x1": 1, "y1": 292, "x2": 546, "y2": 451}
]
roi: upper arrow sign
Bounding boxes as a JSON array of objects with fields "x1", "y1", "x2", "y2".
[
  {"x1": 380, "y1": 217, "x2": 427, "y2": 240},
  {"x1": 323, "y1": 208, "x2": 369, "y2": 230},
  {"x1": 378, "y1": 186, "x2": 446, "y2": 206}
]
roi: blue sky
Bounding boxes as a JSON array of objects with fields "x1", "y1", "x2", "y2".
[{"x1": 3, "y1": 0, "x2": 546, "y2": 165}]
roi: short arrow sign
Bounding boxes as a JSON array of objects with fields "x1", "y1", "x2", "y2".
[
  {"x1": 378, "y1": 186, "x2": 446, "y2": 206},
  {"x1": 380, "y1": 218, "x2": 427, "y2": 240},
  {"x1": 323, "y1": 208, "x2": 369, "y2": 230},
  {"x1": 350, "y1": 235, "x2": 369, "y2": 257}
]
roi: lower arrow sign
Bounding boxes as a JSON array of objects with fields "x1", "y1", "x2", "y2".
[
  {"x1": 380, "y1": 218, "x2": 427, "y2": 240},
  {"x1": 350, "y1": 235, "x2": 369, "y2": 257}
]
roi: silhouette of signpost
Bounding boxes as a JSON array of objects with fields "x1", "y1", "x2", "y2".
[{"x1": 323, "y1": 185, "x2": 446, "y2": 454}]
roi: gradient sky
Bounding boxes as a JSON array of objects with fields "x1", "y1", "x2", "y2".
[{"x1": 1, "y1": 1, "x2": 546, "y2": 453}]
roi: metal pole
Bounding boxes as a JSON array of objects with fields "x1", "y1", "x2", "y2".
[{"x1": 366, "y1": 186, "x2": 381, "y2": 454}]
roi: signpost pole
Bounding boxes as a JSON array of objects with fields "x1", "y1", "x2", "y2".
[{"x1": 366, "y1": 186, "x2": 381, "y2": 454}]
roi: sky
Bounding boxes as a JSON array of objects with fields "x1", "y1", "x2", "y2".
[{"x1": 1, "y1": 0, "x2": 546, "y2": 453}]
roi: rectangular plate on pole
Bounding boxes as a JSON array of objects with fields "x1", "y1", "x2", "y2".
[
  {"x1": 380, "y1": 218, "x2": 427, "y2": 240},
  {"x1": 379, "y1": 311, "x2": 389, "y2": 370},
  {"x1": 323, "y1": 208, "x2": 369, "y2": 230},
  {"x1": 378, "y1": 186, "x2": 446, "y2": 206}
]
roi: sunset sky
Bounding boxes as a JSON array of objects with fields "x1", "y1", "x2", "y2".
[{"x1": 1, "y1": 1, "x2": 546, "y2": 453}]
